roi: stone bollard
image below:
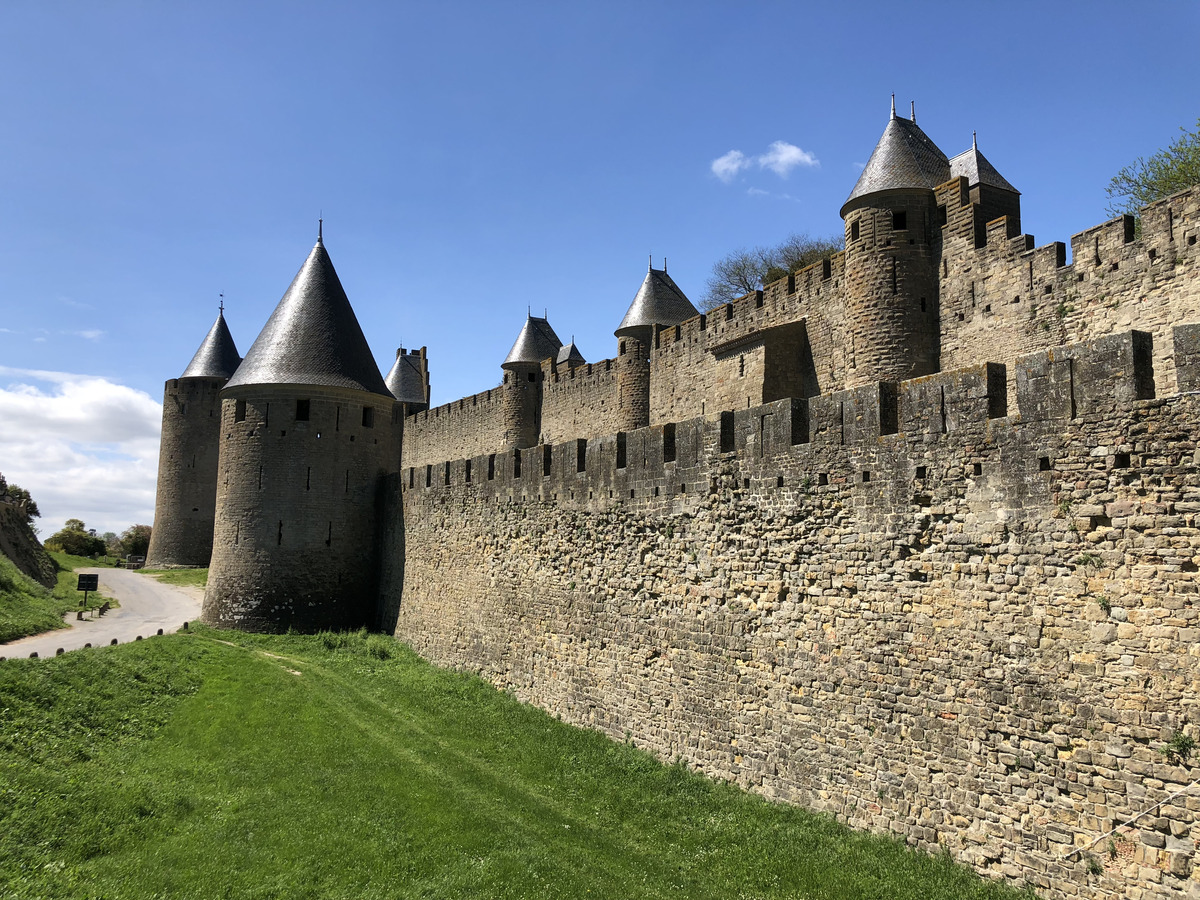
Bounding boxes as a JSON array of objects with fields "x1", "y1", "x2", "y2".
[
  {"x1": 56, "y1": 648, "x2": 64, "y2": 656},
  {"x1": 135, "y1": 635, "x2": 143, "y2": 641},
  {"x1": 182, "y1": 621, "x2": 189, "y2": 631},
  {"x1": 156, "y1": 628, "x2": 163, "y2": 636},
  {"x1": 77, "y1": 611, "x2": 84, "y2": 621},
  {"x1": 110, "y1": 638, "x2": 118, "y2": 646},
  {"x1": 84, "y1": 643, "x2": 91, "y2": 649},
  {"x1": 29, "y1": 652, "x2": 38, "y2": 658}
]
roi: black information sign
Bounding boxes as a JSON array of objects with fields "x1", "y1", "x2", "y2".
[{"x1": 77, "y1": 574, "x2": 99, "y2": 592}]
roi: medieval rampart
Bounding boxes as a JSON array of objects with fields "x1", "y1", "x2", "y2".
[{"x1": 395, "y1": 325, "x2": 1200, "y2": 900}]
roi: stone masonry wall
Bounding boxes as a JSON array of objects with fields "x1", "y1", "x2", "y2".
[
  {"x1": 396, "y1": 328, "x2": 1200, "y2": 900},
  {"x1": 939, "y1": 182, "x2": 1200, "y2": 396}
]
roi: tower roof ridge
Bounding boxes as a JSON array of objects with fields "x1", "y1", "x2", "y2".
[
  {"x1": 502, "y1": 314, "x2": 564, "y2": 369},
  {"x1": 180, "y1": 307, "x2": 242, "y2": 380},
  {"x1": 948, "y1": 136, "x2": 1020, "y2": 195},
  {"x1": 615, "y1": 265, "x2": 698, "y2": 340},
  {"x1": 224, "y1": 238, "x2": 391, "y2": 396},
  {"x1": 841, "y1": 111, "x2": 950, "y2": 216}
]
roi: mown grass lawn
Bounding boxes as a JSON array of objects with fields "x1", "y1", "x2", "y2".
[
  {"x1": 0, "y1": 629, "x2": 1036, "y2": 899},
  {"x1": 138, "y1": 567, "x2": 208, "y2": 588}
]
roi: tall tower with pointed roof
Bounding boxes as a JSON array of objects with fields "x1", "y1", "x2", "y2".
[
  {"x1": 615, "y1": 261, "x2": 698, "y2": 432},
  {"x1": 500, "y1": 313, "x2": 562, "y2": 448},
  {"x1": 841, "y1": 99, "x2": 948, "y2": 386},
  {"x1": 202, "y1": 231, "x2": 400, "y2": 632},
  {"x1": 145, "y1": 307, "x2": 241, "y2": 568}
]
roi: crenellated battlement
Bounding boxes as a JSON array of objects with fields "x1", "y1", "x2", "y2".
[{"x1": 404, "y1": 326, "x2": 1191, "y2": 513}]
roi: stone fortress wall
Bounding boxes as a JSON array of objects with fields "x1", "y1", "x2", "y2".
[{"x1": 394, "y1": 324, "x2": 1200, "y2": 900}]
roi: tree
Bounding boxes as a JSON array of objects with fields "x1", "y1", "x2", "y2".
[
  {"x1": 1106, "y1": 119, "x2": 1200, "y2": 217},
  {"x1": 120, "y1": 524, "x2": 152, "y2": 558},
  {"x1": 44, "y1": 519, "x2": 106, "y2": 557},
  {"x1": 702, "y1": 232, "x2": 843, "y2": 311},
  {"x1": 101, "y1": 532, "x2": 121, "y2": 556}
]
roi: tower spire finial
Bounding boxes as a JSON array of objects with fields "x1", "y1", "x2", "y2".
[
  {"x1": 219, "y1": 291, "x2": 224, "y2": 313},
  {"x1": 649, "y1": 253, "x2": 653, "y2": 272},
  {"x1": 663, "y1": 256, "x2": 667, "y2": 273},
  {"x1": 318, "y1": 214, "x2": 323, "y2": 242},
  {"x1": 890, "y1": 93, "x2": 896, "y2": 119},
  {"x1": 972, "y1": 130, "x2": 977, "y2": 150},
  {"x1": 910, "y1": 100, "x2": 916, "y2": 123}
]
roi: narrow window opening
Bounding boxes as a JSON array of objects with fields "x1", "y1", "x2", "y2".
[
  {"x1": 264, "y1": 403, "x2": 269, "y2": 428},
  {"x1": 444, "y1": 462, "x2": 450, "y2": 486},
  {"x1": 1038, "y1": 456, "x2": 1051, "y2": 471},
  {"x1": 1113, "y1": 452, "x2": 1131, "y2": 469},
  {"x1": 936, "y1": 205, "x2": 947, "y2": 226},
  {"x1": 616, "y1": 433, "x2": 627, "y2": 469},
  {"x1": 1149, "y1": 248, "x2": 1158, "y2": 261},
  {"x1": 818, "y1": 473, "x2": 828, "y2": 486},
  {"x1": 743, "y1": 478, "x2": 750, "y2": 490},
  {"x1": 739, "y1": 355, "x2": 745, "y2": 377},
  {"x1": 821, "y1": 258, "x2": 832, "y2": 280},
  {"x1": 258, "y1": 465, "x2": 263, "y2": 489},
  {"x1": 513, "y1": 448, "x2": 522, "y2": 478},
  {"x1": 915, "y1": 466, "x2": 927, "y2": 479},
  {"x1": 973, "y1": 463, "x2": 983, "y2": 476},
  {"x1": 362, "y1": 407, "x2": 374, "y2": 428},
  {"x1": 527, "y1": 372, "x2": 536, "y2": 382},
  {"x1": 891, "y1": 257, "x2": 897, "y2": 294},
  {"x1": 306, "y1": 467, "x2": 311, "y2": 490},
  {"x1": 679, "y1": 483, "x2": 686, "y2": 494},
  {"x1": 296, "y1": 399, "x2": 310, "y2": 421},
  {"x1": 892, "y1": 210, "x2": 907, "y2": 231},
  {"x1": 409, "y1": 468, "x2": 414, "y2": 488},
  {"x1": 920, "y1": 297, "x2": 927, "y2": 312},
  {"x1": 325, "y1": 522, "x2": 332, "y2": 547},
  {"x1": 345, "y1": 470, "x2": 349, "y2": 493},
  {"x1": 181, "y1": 403, "x2": 187, "y2": 416},
  {"x1": 465, "y1": 460, "x2": 472, "y2": 483},
  {"x1": 653, "y1": 486, "x2": 659, "y2": 497},
  {"x1": 576, "y1": 439, "x2": 587, "y2": 473},
  {"x1": 235, "y1": 399, "x2": 247, "y2": 422},
  {"x1": 719, "y1": 412, "x2": 735, "y2": 453},
  {"x1": 488, "y1": 454, "x2": 496, "y2": 480},
  {"x1": 543, "y1": 445, "x2": 552, "y2": 477},
  {"x1": 862, "y1": 470, "x2": 871, "y2": 483},
  {"x1": 277, "y1": 521, "x2": 283, "y2": 546},
  {"x1": 234, "y1": 520, "x2": 240, "y2": 544},
  {"x1": 850, "y1": 220, "x2": 860, "y2": 241},
  {"x1": 725, "y1": 304, "x2": 734, "y2": 321},
  {"x1": 663, "y1": 423, "x2": 676, "y2": 463},
  {"x1": 425, "y1": 464, "x2": 432, "y2": 487},
  {"x1": 940, "y1": 386, "x2": 948, "y2": 434},
  {"x1": 335, "y1": 406, "x2": 340, "y2": 431},
  {"x1": 776, "y1": 475, "x2": 784, "y2": 488}
]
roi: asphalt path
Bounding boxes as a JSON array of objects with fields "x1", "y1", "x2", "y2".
[{"x1": 0, "y1": 568, "x2": 203, "y2": 660}]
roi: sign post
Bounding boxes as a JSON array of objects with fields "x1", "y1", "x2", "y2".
[{"x1": 77, "y1": 573, "x2": 99, "y2": 609}]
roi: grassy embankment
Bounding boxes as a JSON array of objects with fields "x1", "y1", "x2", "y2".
[
  {"x1": 0, "y1": 628, "x2": 1036, "y2": 899},
  {"x1": 0, "y1": 553, "x2": 114, "y2": 644}
]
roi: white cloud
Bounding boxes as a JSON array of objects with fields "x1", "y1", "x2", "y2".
[
  {"x1": 72, "y1": 329, "x2": 106, "y2": 341},
  {"x1": 746, "y1": 187, "x2": 769, "y2": 196},
  {"x1": 711, "y1": 149, "x2": 749, "y2": 183},
  {"x1": 0, "y1": 367, "x2": 161, "y2": 536},
  {"x1": 712, "y1": 141, "x2": 819, "y2": 184},
  {"x1": 758, "y1": 141, "x2": 818, "y2": 177}
]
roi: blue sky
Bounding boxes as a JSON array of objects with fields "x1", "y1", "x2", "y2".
[{"x1": 1, "y1": 0, "x2": 1198, "y2": 535}]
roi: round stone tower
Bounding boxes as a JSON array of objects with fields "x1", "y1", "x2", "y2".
[
  {"x1": 145, "y1": 308, "x2": 241, "y2": 568},
  {"x1": 840, "y1": 100, "x2": 948, "y2": 386},
  {"x1": 500, "y1": 314, "x2": 562, "y2": 449},
  {"x1": 615, "y1": 259, "x2": 698, "y2": 431},
  {"x1": 202, "y1": 228, "x2": 400, "y2": 633}
]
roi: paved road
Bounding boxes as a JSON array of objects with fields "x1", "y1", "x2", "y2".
[{"x1": 0, "y1": 568, "x2": 203, "y2": 660}]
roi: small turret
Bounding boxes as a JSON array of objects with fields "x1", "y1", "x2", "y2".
[
  {"x1": 203, "y1": 230, "x2": 400, "y2": 633},
  {"x1": 500, "y1": 314, "x2": 562, "y2": 449},
  {"x1": 145, "y1": 306, "x2": 242, "y2": 568},
  {"x1": 556, "y1": 340, "x2": 586, "y2": 369},
  {"x1": 385, "y1": 346, "x2": 430, "y2": 413},
  {"x1": 841, "y1": 98, "x2": 947, "y2": 386},
  {"x1": 615, "y1": 258, "x2": 698, "y2": 350},
  {"x1": 947, "y1": 132, "x2": 1022, "y2": 236}
]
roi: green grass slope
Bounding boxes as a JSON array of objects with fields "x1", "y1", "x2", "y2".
[
  {"x1": 0, "y1": 630, "x2": 1035, "y2": 900},
  {"x1": 0, "y1": 553, "x2": 114, "y2": 644}
]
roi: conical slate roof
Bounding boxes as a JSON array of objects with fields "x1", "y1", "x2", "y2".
[
  {"x1": 385, "y1": 350, "x2": 428, "y2": 405},
  {"x1": 180, "y1": 309, "x2": 241, "y2": 380},
  {"x1": 841, "y1": 108, "x2": 950, "y2": 216},
  {"x1": 502, "y1": 315, "x2": 563, "y2": 369},
  {"x1": 949, "y1": 136, "x2": 1019, "y2": 194},
  {"x1": 224, "y1": 236, "x2": 391, "y2": 397},
  {"x1": 556, "y1": 341, "x2": 585, "y2": 367},
  {"x1": 615, "y1": 266, "x2": 698, "y2": 339}
]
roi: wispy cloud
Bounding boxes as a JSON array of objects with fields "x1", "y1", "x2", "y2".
[
  {"x1": 711, "y1": 140, "x2": 819, "y2": 184},
  {"x1": 759, "y1": 141, "x2": 818, "y2": 176},
  {"x1": 0, "y1": 367, "x2": 161, "y2": 535},
  {"x1": 72, "y1": 329, "x2": 105, "y2": 341},
  {"x1": 711, "y1": 150, "x2": 749, "y2": 183}
]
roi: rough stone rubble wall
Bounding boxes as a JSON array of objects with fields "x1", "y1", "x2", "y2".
[{"x1": 396, "y1": 328, "x2": 1200, "y2": 900}]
